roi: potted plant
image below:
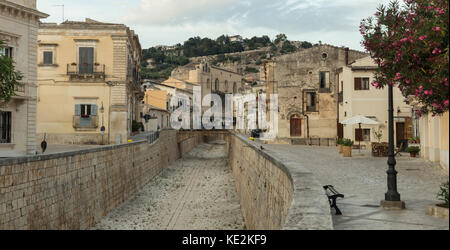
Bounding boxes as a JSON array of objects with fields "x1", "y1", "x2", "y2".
[
  {"x1": 337, "y1": 138, "x2": 344, "y2": 154},
  {"x1": 427, "y1": 181, "x2": 449, "y2": 219},
  {"x1": 405, "y1": 146, "x2": 420, "y2": 157},
  {"x1": 342, "y1": 139, "x2": 354, "y2": 157}
]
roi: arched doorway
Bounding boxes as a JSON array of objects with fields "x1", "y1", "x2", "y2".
[{"x1": 290, "y1": 114, "x2": 302, "y2": 137}]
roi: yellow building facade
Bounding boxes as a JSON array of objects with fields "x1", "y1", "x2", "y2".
[
  {"x1": 420, "y1": 111, "x2": 449, "y2": 171},
  {"x1": 37, "y1": 19, "x2": 142, "y2": 145},
  {"x1": 337, "y1": 56, "x2": 413, "y2": 147}
]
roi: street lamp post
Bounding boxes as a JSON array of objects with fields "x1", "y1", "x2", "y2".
[{"x1": 381, "y1": 83, "x2": 405, "y2": 209}]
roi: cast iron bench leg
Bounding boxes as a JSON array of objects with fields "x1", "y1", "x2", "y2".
[{"x1": 331, "y1": 197, "x2": 342, "y2": 215}]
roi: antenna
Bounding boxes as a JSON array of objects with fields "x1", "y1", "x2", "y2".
[{"x1": 53, "y1": 4, "x2": 64, "y2": 23}]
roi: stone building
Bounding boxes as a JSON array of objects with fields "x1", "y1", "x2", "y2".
[
  {"x1": 265, "y1": 45, "x2": 368, "y2": 143},
  {"x1": 36, "y1": 18, "x2": 142, "y2": 145},
  {"x1": 337, "y1": 56, "x2": 413, "y2": 148},
  {"x1": 0, "y1": 0, "x2": 48, "y2": 157}
]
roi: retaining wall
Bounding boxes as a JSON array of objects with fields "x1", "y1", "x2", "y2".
[{"x1": 0, "y1": 130, "x2": 179, "y2": 230}]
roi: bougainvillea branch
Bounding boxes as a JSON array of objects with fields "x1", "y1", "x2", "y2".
[{"x1": 361, "y1": 0, "x2": 449, "y2": 116}]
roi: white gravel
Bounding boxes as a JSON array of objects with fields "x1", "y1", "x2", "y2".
[{"x1": 93, "y1": 141, "x2": 245, "y2": 230}]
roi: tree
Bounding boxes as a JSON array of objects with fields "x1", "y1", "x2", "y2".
[
  {"x1": 0, "y1": 40, "x2": 23, "y2": 102},
  {"x1": 361, "y1": 0, "x2": 449, "y2": 115},
  {"x1": 301, "y1": 41, "x2": 313, "y2": 49},
  {"x1": 280, "y1": 40, "x2": 297, "y2": 54},
  {"x1": 274, "y1": 34, "x2": 287, "y2": 44}
]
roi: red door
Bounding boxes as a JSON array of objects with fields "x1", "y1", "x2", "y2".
[{"x1": 290, "y1": 115, "x2": 302, "y2": 137}]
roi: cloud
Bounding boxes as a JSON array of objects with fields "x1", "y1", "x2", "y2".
[
  {"x1": 37, "y1": 0, "x2": 392, "y2": 50},
  {"x1": 122, "y1": 0, "x2": 241, "y2": 25}
]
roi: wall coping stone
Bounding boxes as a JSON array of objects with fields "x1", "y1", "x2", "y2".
[{"x1": 0, "y1": 129, "x2": 175, "y2": 166}]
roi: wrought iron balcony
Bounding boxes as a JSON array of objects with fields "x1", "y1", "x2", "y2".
[
  {"x1": 73, "y1": 115, "x2": 98, "y2": 129},
  {"x1": 67, "y1": 63, "x2": 105, "y2": 80},
  {"x1": 14, "y1": 84, "x2": 25, "y2": 97}
]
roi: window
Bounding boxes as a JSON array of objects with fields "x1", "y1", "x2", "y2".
[
  {"x1": 206, "y1": 79, "x2": 210, "y2": 89},
  {"x1": 79, "y1": 47, "x2": 94, "y2": 74},
  {"x1": 75, "y1": 104, "x2": 98, "y2": 128},
  {"x1": 354, "y1": 77, "x2": 370, "y2": 90},
  {"x1": 43, "y1": 51, "x2": 53, "y2": 65},
  {"x1": 320, "y1": 71, "x2": 330, "y2": 89},
  {"x1": 0, "y1": 111, "x2": 12, "y2": 143},
  {"x1": 322, "y1": 53, "x2": 328, "y2": 59},
  {"x1": 215, "y1": 79, "x2": 219, "y2": 91},
  {"x1": 306, "y1": 92, "x2": 317, "y2": 112},
  {"x1": 225, "y1": 80, "x2": 229, "y2": 91},
  {"x1": 233, "y1": 82, "x2": 237, "y2": 93},
  {"x1": 355, "y1": 128, "x2": 371, "y2": 142},
  {"x1": 0, "y1": 47, "x2": 13, "y2": 58}
]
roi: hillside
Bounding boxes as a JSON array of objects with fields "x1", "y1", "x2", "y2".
[{"x1": 141, "y1": 34, "x2": 314, "y2": 82}]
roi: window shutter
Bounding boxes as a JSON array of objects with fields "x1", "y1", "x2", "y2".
[
  {"x1": 75, "y1": 104, "x2": 81, "y2": 116},
  {"x1": 354, "y1": 78, "x2": 362, "y2": 90},
  {"x1": 43, "y1": 51, "x2": 53, "y2": 65},
  {"x1": 355, "y1": 128, "x2": 363, "y2": 142},
  {"x1": 91, "y1": 104, "x2": 98, "y2": 116}
]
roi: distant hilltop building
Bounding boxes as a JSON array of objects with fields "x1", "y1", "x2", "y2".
[
  {"x1": 155, "y1": 45, "x2": 178, "y2": 51},
  {"x1": 229, "y1": 35, "x2": 243, "y2": 43}
]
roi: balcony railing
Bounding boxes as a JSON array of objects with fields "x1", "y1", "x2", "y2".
[
  {"x1": 67, "y1": 63, "x2": 105, "y2": 80},
  {"x1": 73, "y1": 115, "x2": 98, "y2": 129},
  {"x1": 14, "y1": 84, "x2": 25, "y2": 97}
]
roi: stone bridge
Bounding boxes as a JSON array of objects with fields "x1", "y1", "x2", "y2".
[{"x1": 0, "y1": 129, "x2": 332, "y2": 230}]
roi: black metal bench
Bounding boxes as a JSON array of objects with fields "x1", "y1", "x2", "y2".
[{"x1": 323, "y1": 185, "x2": 345, "y2": 215}]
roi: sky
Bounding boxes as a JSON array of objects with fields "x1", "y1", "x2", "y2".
[{"x1": 36, "y1": 0, "x2": 391, "y2": 51}]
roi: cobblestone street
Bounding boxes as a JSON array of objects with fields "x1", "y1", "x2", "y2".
[
  {"x1": 262, "y1": 144, "x2": 449, "y2": 230},
  {"x1": 93, "y1": 141, "x2": 245, "y2": 230}
]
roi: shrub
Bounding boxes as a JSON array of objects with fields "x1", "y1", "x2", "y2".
[
  {"x1": 343, "y1": 139, "x2": 354, "y2": 147},
  {"x1": 337, "y1": 138, "x2": 345, "y2": 145},
  {"x1": 437, "y1": 181, "x2": 449, "y2": 207},
  {"x1": 405, "y1": 146, "x2": 420, "y2": 154},
  {"x1": 132, "y1": 120, "x2": 143, "y2": 132}
]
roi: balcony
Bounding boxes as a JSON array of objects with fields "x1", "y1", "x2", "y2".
[
  {"x1": 338, "y1": 92, "x2": 343, "y2": 103},
  {"x1": 67, "y1": 63, "x2": 105, "y2": 81},
  {"x1": 73, "y1": 115, "x2": 98, "y2": 129},
  {"x1": 13, "y1": 84, "x2": 25, "y2": 97}
]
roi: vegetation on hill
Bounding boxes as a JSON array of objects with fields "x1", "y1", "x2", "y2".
[{"x1": 141, "y1": 34, "x2": 314, "y2": 80}]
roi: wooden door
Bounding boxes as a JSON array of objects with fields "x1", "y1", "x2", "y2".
[
  {"x1": 337, "y1": 123, "x2": 344, "y2": 139},
  {"x1": 290, "y1": 116, "x2": 302, "y2": 137},
  {"x1": 396, "y1": 122, "x2": 405, "y2": 147}
]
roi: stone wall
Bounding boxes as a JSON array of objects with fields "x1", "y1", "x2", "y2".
[
  {"x1": 0, "y1": 129, "x2": 179, "y2": 230},
  {"x1": 229, "y1": 132, "x2": 333, "y2": 230}
]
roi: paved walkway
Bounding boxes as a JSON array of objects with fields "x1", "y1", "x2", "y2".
[
  {"x1": 93, "y1": 141, "x2": 244, "y2": 230},
  {"x1": 262, "y1": 144, "x2": 449, "y2": 230}
]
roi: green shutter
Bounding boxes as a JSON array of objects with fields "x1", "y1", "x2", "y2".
[
  {"x1": 75, "y1": 104, "x2": 81, "y2": 116},
  {"x1": 91, "y1": 104, "x2": 98, "y2": 116}
]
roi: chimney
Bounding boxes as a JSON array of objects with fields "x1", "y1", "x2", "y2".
[{"x1": 345, "y1": 48, "x2": 349, "y2": 65}]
